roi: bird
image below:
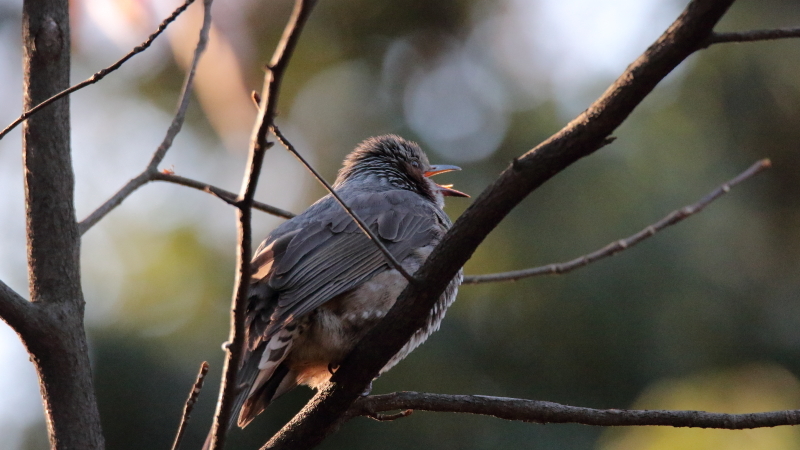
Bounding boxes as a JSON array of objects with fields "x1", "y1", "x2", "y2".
[{"x1": 232, "y1": 134, "x2": 468, "y2": 429}]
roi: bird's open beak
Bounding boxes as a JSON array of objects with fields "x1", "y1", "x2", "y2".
[{"x1": 424, "y1": 165, "x2": 470, "y2": 198}]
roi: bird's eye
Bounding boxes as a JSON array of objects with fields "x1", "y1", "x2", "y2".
[{"x1": 411, "y1": 160, "x2": 420, "y2": 168}]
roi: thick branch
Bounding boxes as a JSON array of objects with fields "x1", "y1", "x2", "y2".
[
  {"x1": 271, "y1": 125, "x2": 413, "y2": 280},
  {"x1": 351, "y1": 392, "x2": 800, "y2": 429},
  {"x1": 262, "y1": 1, "x2": 737, "y2": 449},
  {"x1": 22, "y1": 0, "x2": 105, "y2": 447},
  {"x1": 0, "y1": 279, "x2": 35, "y2": 334},
  {"x1": 208, "y1": 1, "x2": 317, "y2": 449},
  {"x1": 0, "y1": 0, "x2": 196, "y2": 141},
  {"x1": 708, "y1": 27, "x2": 800, "y2": 45},
  {"x1": 463, "y1": 158, "x2": 771, "y2": 284}
]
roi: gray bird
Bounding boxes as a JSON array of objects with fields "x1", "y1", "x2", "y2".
[{"x1": 233, "y1": 134, "x2": 468, "y2": 428}]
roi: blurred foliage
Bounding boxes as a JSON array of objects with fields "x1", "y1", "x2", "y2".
[
  {"x1": 15, "y1": 0, "x2": 800, "y2": 448},
  {"x1": 599, "y1": 364, "x2": 800, "y2": 450}
]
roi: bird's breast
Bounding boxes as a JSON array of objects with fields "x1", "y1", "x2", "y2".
[{"x1": 285, "y1": 244, "x2": 438, "y2": 387}]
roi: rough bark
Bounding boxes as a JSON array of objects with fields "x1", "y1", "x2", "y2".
[{"x1": 21, "y1": 0, "x2": 105, "y2": 448}]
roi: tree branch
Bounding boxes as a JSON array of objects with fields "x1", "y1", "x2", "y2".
[
  {"x1": 350, "y1": 392, "x2": 800, "y2": 429},
  {"x1": 261, "y1": 1, "x2": 738, "y2": 449},
  {"x1": 172, "y1": 362, "x2": 210, "y2": 450},
  {"x1": 153, "y1": 172, "x2": 295, "y2": 219},
  {"x1": 463, "y1": 158, "x2": 771, "y2": 285},
  {"x1": 78, "y1": 0, "x2": 214, "y2": 235},
  {"x1": 208, "y1": 1, "x2": 318, "y2": 449},
  {"x1": 79, "y1": 172, "x2": 152, "y2": 235},
  {"x1": 0, "y1": 0, "x2": 196, "y2": 141},
  {"x1": 708, "y1": 26, "x2": 800, "y2": 45},
  {"x1": 0, "y1": 279, "x2": 35, "y2": 335},
  {"x1": 21, "y1": 0, "x2": 105, "y2": 447},
  {"x1": 271, "y1": 125, "x2": 413, "y2": 281}
]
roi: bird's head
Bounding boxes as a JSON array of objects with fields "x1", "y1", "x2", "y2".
[{"x1": 334, "y1": 135, "x2": 468, "y2": 205}]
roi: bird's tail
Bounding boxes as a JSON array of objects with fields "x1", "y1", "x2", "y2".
[
  {"x1": 237, "y1": 362, "x2": 293, "y2": 427},
  {"x1": 200, "y1": 362, "x2": 294, "y2": 450}
]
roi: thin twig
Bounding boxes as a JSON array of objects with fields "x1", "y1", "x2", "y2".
[
  {"x1": 153, "y1": 172, "x2": 295, "y2": 219},
  {"x1": 364, "y1": 409, "x2": 413, "y2": 422},
  {"x1": 171, "y1": 362, "x2": 210, "y2": 450},
  {"x1": 79, "y1": 173, "x2": 152, "y2": 235},
  {"x1": 208, "y1": 1, "x2": 318, "y2": 449},
  {"x1": 271, "y1": 124, "x2": 414, "y2": 281},
  {"x1": 463, "y1": 159, "x2": 771, "y2": 285},
  {"x1": 708, "y1": 27, "x2": 800, "y2": 46},
  {"x1": 0, "y1": 0, "x2": 196, "y2": 141},
  {"x1": 79, "y1": 0, "x2": 214, "y2": 235},
  {"x1": 352, "y1": 391, "x2": 800, "y2": 429}
]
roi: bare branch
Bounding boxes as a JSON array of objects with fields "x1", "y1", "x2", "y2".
[
  {"x1": 463, "y1": 158, "x2": 771, "y2": 285},
  {"x1": 708, "y1": 27, "x2": 800, "y2": 45},
  {"x1": 172, "y1": 362, "x2": 210, "y2": 450},
  {"x1": 351, "y1": 392, "x2": 800, "y2": 429},
  {"x1": 78, "y1": 0, "x2": 213, "y2": 235},
  {"x1": 0, "y1": 279, "x2": 34, "y2": 334},
  {"x1": 261, "y1": 1, "x2": 739, "y2": 449},
  {"x1": 153, "y1": 172, "x2": 295, "y2": 219},
  {"x1": 79, "y1": 173, "x2": 152, "y2": 235},
  {"x1": 271, "y1": 125, "x2": 414, "y2": 281},
  {"x1": 208, "y1": 1, "x2": 318, "y2": 449},
  {"x1": 148, "y1": 0, "x2": 211, "y2": 171},
  {"x1": 0, "y1": 0, "x2": 196, "y2": 141},
  {"x1": 363, "y1": 409, "x2": 413, "y2": 422}
]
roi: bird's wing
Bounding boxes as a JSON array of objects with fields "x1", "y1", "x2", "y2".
[
  {"x1": 234, "y1": 189, "x2": 448, "y2": 427},
  {"x1": 250, "y1": 189, "x2": 445, "y2": 340}
]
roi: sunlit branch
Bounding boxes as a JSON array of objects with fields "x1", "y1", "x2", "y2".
[
  {"x1": 208, "y1": 1, "x2": 318, "y2": 449},
  {"x1": 171, "y1": 362, "x2": 210, "y2": 450},
  {"x1": 463, "y1": 159, "x2": 771, "y2": 284},
  {"x1": 271, "y1": 124, "x2": 414, "y2": 281},
  {"x1": 352, "y1": 391, "x2": 800, "y2": 429},
  {"x1": 0, "y1": 0, "x2": 196, "y2": 141}
]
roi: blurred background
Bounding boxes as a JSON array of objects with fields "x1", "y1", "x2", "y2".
[{"x1": 1, "y1": 0, "x2": 800, "y2": 448}]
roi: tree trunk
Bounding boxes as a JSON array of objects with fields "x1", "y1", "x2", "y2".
[{"x1": 21, "y1": 0, "x2": 105, "y2": 447}]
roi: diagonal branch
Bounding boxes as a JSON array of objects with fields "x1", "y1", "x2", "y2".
[
  {"x1": 207, "y1": 1, "x2": 318, "y2": 449},
  {"x1": 261, "y1": 1, "x2": 738, "y2": 449},
  {"x1": 79, "y1": 0, "x2": 213, "y2": 235},
  {"x1": 463, "y1": 158, "x2": 771, "y2": 285},
  {"x1": 79, "y1": 173, "x2": 152, "y2": 235},
  {"x1": 0, "y1": 279, "x2": 35, "y2": 335},
  {"x1": 171, "y1": 361, "x2": 210, "y2": 450},
  {"x1": 0, "y1": 0, "x2": 196, "y2": 141},
  {"x1": 350, "y1": 392, "x2": 800, "y2": 429},
  {"x1": 708, "y1": 26, "x2": 800, "y2": 45},
  {"x1": 271, "y1": 125, "x2": 413, "y2": 281}
]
